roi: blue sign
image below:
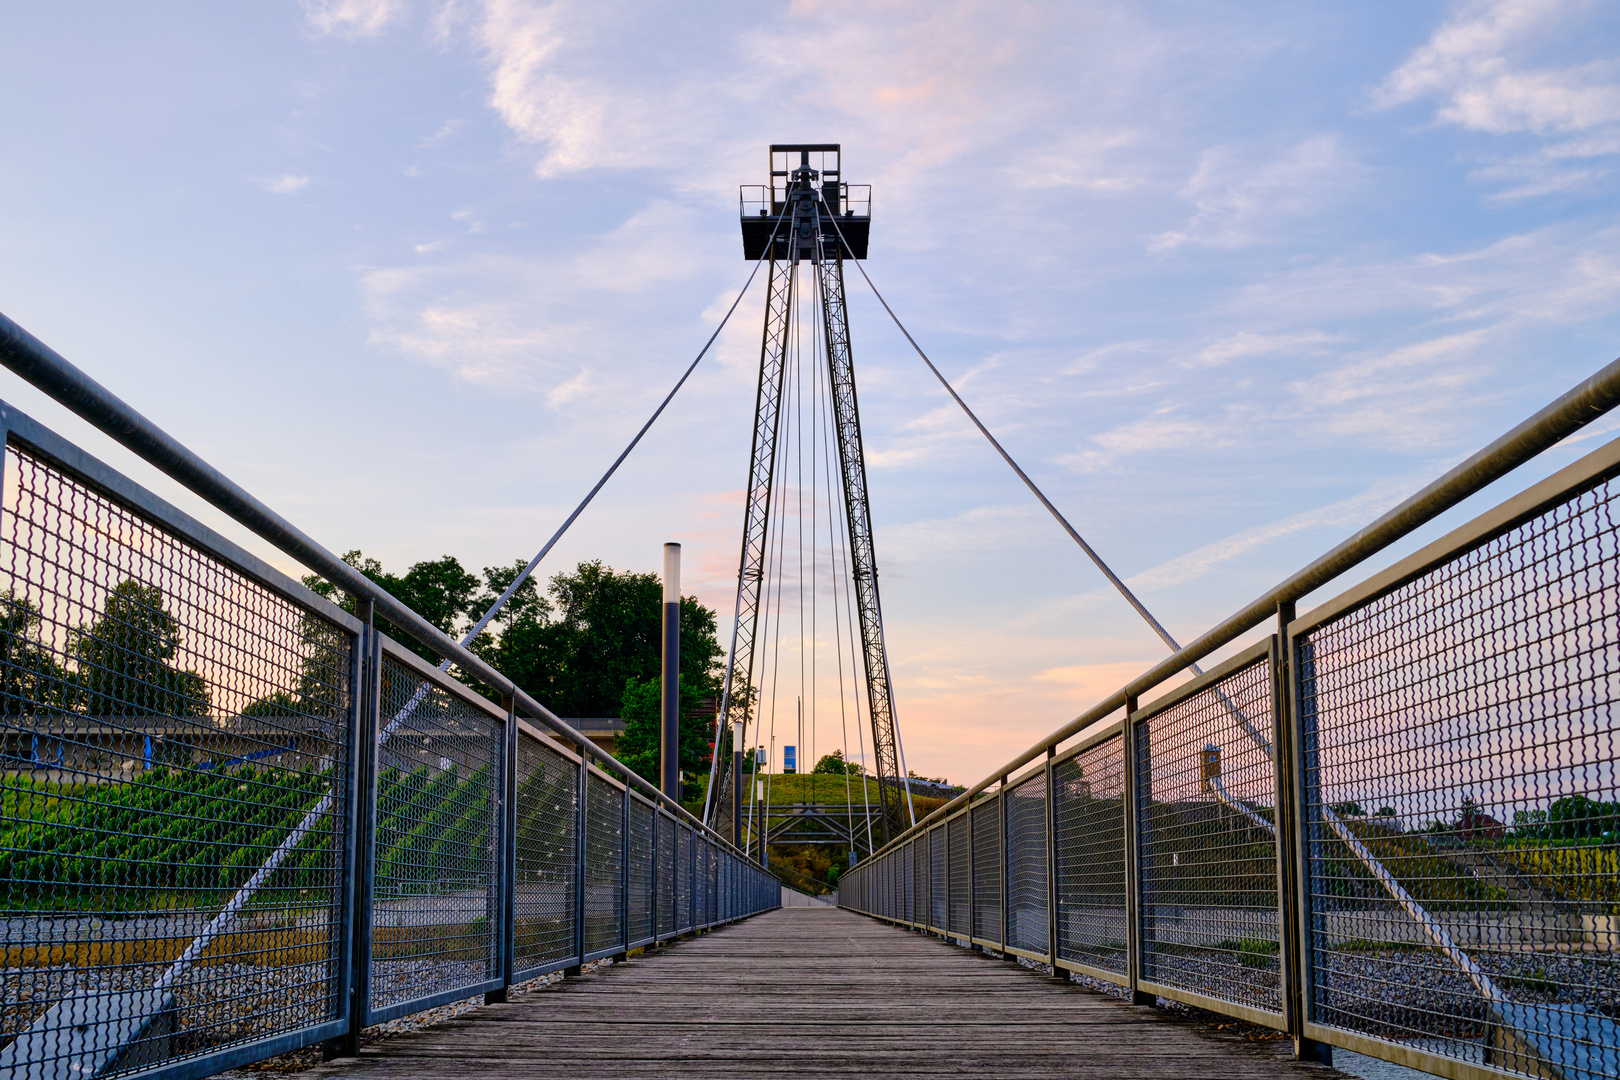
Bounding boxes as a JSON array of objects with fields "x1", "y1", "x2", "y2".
[{"x1": 784, "y1": 745, "x2": 796, "y2": 773}]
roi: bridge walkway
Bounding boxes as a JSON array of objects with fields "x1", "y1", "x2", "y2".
[{"x1": 308, "y1": 907, "x2": 1351, "y2": 1079}]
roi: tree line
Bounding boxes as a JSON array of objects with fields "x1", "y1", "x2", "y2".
[{"x1": 304, "y1": 553, "x2": 725, "y2": 800}]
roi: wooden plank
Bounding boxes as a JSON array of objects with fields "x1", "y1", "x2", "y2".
[{"x1": 307, "y1": 908, "x2": 1347, "y2": 1079}]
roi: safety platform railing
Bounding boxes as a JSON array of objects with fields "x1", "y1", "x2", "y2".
[
  {"x1": 0, "y1": 313, "x2": 779, "y2": 1080},
  {"x1": 842, "y1": 357, "x2": 1620, "y2": 1080}
]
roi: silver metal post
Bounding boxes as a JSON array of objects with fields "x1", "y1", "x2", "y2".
[
  {"x1": 662, "y1": 543, "x2": 682, "y2": 801},
  {"x1": 1045, "y1": 747, "x2": 1061, "y2": 977},
  {"x1": 1123, "y1": 697, "x2": 1153, "y2": 1007},
  {"x1": 566, "y1": 754, "x2": 588, "y2": 977}
]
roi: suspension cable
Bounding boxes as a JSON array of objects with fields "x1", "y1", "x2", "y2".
[
  {"x1": 817, "y1": 308, "x2": 868, "y2": 857},
  {"x1": 461, "y1": 212, "x2": 787, "y2": 658},
  {"x1": 821, "y1": 213, "x2": 1196, "y2": 664}
]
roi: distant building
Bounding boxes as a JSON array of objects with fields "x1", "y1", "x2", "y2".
[
  {"x1": 563, "y1": 719, "x2": 626, "y2": 758},
  {"x1": 1458, "y1": 806, "x2": 1506, "y2": 842}
]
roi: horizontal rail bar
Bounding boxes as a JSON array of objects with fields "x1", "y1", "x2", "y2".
[
  {"x1": 0, "y1": 309, "x2": 753, "y2": 859},
  {"x1": 876, "y1": 353, "x2": 1620, "y2": 855}
]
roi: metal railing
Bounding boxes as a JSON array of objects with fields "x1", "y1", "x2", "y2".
[
  {"x1": 843, "y1": 362, "x2": 1620, "y2": 1080},
  {"x1": 0, "y1": 324, "x2": 779, "y2": 1080}
]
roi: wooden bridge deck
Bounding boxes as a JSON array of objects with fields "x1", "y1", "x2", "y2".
[{"x1": 310, "y1": 907, "x2": 1350, "y2": 1079}]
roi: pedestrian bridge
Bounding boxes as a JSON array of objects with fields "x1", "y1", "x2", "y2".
[
  {"x1": 5, "y1": 313, "x2": 1620, "y2": 1080},
  {"x1": 308, "y1": 906, "x2": 1337, "y2": 1080}
]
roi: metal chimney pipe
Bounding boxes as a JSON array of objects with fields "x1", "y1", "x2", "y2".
[{"x1": 661, "y1": 543, "x2": 682, "y2": 801}]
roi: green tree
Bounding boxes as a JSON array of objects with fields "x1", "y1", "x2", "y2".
[
  {"x1": 0, "y1": 591, "x2": 73, "y2": 715},
  {"x1": 813, "y1": 750, "x2": 859, "y2": 775},
  {"x1": 304, "y1": 550, "x2": 483, "y2": 668},
  {"x1": 475, "y1": 560, "x2": 721, "y2": 718},
  {"x1": 615, "y1": 675, "x2": 716, "y2": 800},
  {"x1": 303, "y1": 554, "x2": 724, "y2": 730},
  {"x1": 74, "y1": 581, "x2": 209, "y2": 717},
  {"x1": 1548, "y1": 794, "x2": 1618, "y2": 840}
]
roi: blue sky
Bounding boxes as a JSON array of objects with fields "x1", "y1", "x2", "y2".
[{"x1": 3, "y1": 0, "x2": 1619, "y2": 785}]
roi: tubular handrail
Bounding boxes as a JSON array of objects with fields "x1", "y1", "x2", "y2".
[
  {"x1": 0, "y1": 310, "x2": 752, "y2": 860},
  {"x1": 873, "y1": 353, "x2": 1620, "y2": 856}
]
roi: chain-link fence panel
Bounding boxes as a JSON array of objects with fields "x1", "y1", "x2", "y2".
[
  {"x1": 694, "y1": 839, "x2": 709, "y2": 928},
  {"x1": 930, "y1": 825, "x2": 946, "y2": 930},
  {"x1": 1055, "y1": 733, "x2": 1128, "y2": 976},
  {"x1": 0, "y1": 438, "x2": 355, "y2": 1078},
  {"x1": 948, "y1": 814, "x2": 970, "y2": 938},
  {"x1": 626, "y1": 797, "x2": 653, "y2": 946},
  {"x1": 972, "y1": 796, "x2": 1003, "y2": 943},
  {"x1": 512, "y1": 729, "x2": 577, "y2": 975},
  {"x1": 656, "y1": 812, "x2": 675, "y2": 937},
  {"x1": 678, "y1": 824, "x2": 694, "y2": 932},
  {"x1": 582, "y1": 769, "x2": 623, "y2": 958},
  {"x1": 913, "y1": 835, "x2": 927, "y2": 926},
  {"x1": 369, "y1": 647, "x2": 501, "y2": 1019},
  {"x1": 1137, "y1": 653, "x2": 1279, "y2": 1016},
  {"x1": 1006, "y1": 772, "x2": 1049, "y2": 955},
  {"x1": 1298, "y1": 472, "x2": 1620, "y2": 1077}
]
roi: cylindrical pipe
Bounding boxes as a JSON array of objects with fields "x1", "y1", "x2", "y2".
[
  {"x1": 731, "y1": 721, "x2": 743, "y2": 850},
  {"x1": 662, "y1": 543, "x2": 682, "y2": 801}
]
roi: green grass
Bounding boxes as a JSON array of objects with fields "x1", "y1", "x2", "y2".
[
  {"x1": 1493, "y1": 840, "x2": 1620, "y2": 912},
  {"x1": 2, "y1": 759, "x2": 498, "y2": 911}
]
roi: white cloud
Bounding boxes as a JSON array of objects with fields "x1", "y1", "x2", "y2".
[
  {"x1": 264, "y1": 174, "x2": 311, "y2": 194},
  {"x1": 1190, "y1": 330, "x2": 1339, "y2": 367},
  {"x1": 1376, "y1": 0, "x2": 1620, "y2": 198},
  {"x1": 1151, "y1": 134, "x2": 1356, "y2": 251},
  {"x1": 545, "y1": 368, "x2": 590, "y2": 410},
  {"x1": 1127, "y1": 474, "x2": 1424, "y2": 590},
  {"x1": 302, "y1": 0, "x2": 401, "y2": 37},
  {"x1": 1377, "y1": 0, "x2": 1620, "y2": 134}
]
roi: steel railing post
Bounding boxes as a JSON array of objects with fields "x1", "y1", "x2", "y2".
[
  {"x1": 966, "y1": 797, "x2": 976, "y2": 950},
  {"x1": 486, "y1": 695, "x2": 518, "y2": 1004},
  {"x1": 1123, "y1": 696, "x2": 1153, "y2": 1006},
  {"x1": 1277, "y1": 604, "x2": 1332, "y2": 1063},
  {"x1": 327, "y1": 600, "x2": 375, "y2": 1059},
  {"x1": 565, "y1": 754, "x2": 588, "y2": 976},
  {"x1": 618, "y1": 786, "x2": 629, "y2": 960},
  {"x1": 1045, "y1": 747, "x2": 1061, "y2": 978},
  {"x1": 999, "y1": 776, "x2": 1011, "y2": 960},
  {"x1": 649, "y1": 811, "x2": 660, "y2": 948}
]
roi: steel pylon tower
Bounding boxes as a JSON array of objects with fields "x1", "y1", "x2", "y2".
[{"x1": 705, "y1": 144, "x2": 911, "y2": 849}]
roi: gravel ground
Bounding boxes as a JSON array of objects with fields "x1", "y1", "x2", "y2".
[
  {"x1": 215, "y1": 959, "x2": 614, "y2": 1075},
  {"x1": 0, "y1": 955, "x2": 612, "y2": 1075},
  {"x1": 1315, "y1": 945, "x2": 1620, "y2": 1041}
]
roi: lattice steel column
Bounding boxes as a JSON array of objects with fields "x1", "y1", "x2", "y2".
[
  {"x1": 814, "y1": 248, "x2": 910, "y2": 842},
  {"x1": 707, "y1": 254, "x2": 795, "y2": 832}
]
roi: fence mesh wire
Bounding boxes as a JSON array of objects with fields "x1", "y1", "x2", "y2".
[
  {"x1": 656, "y1": 813, "x2": 675, "y2": 937},
  {"x1": 0, "y1": 441, "x2": 353, "y2": 1076},
  {"x1": 0, "y1": 413, "x2": 774, "y2": 1078},
  {"x1": 948, "y1": 814, "x2": 970, "y2": 938},
  {"x1": 582, "y1": 771, "x2": 622, "y2": 956},
  {"x1": 695, "y1": 840, "x2": 709, "y2": 928},
  {"x1": 1137, "y1": 656, "x2": 1280, "y2": 1014},
  {"x1": 930, "y1": 825, "x2": 946, "y2": 930},
  {"x1": 626, "y1": 798, "x2": 653, "y2": 945},
  {"x1": 914, "y1": 835, "x2": 927, "y2": 926},
  {"x1": 1006, "y1": 772, "x2": 1049, "y2": 955},
  {"x1": 1055, "y1": 734, "x2": 1128, "y2": 975},
  {"x1": 369, "y1": 651, "x2": 500, "y2": 1015},
  {"x1": 513, "y1": 732, "x2": 575, "y2": 973},
  {"x1": 1299, "y1": 474, "x2": 1620, "y2": 1076},
  {"x1": 678, "y1": 825, "x2": 693, "y2": 932},
  {"x1": 972, "y1": 796, "x2": 1003, "y2": 943}
]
